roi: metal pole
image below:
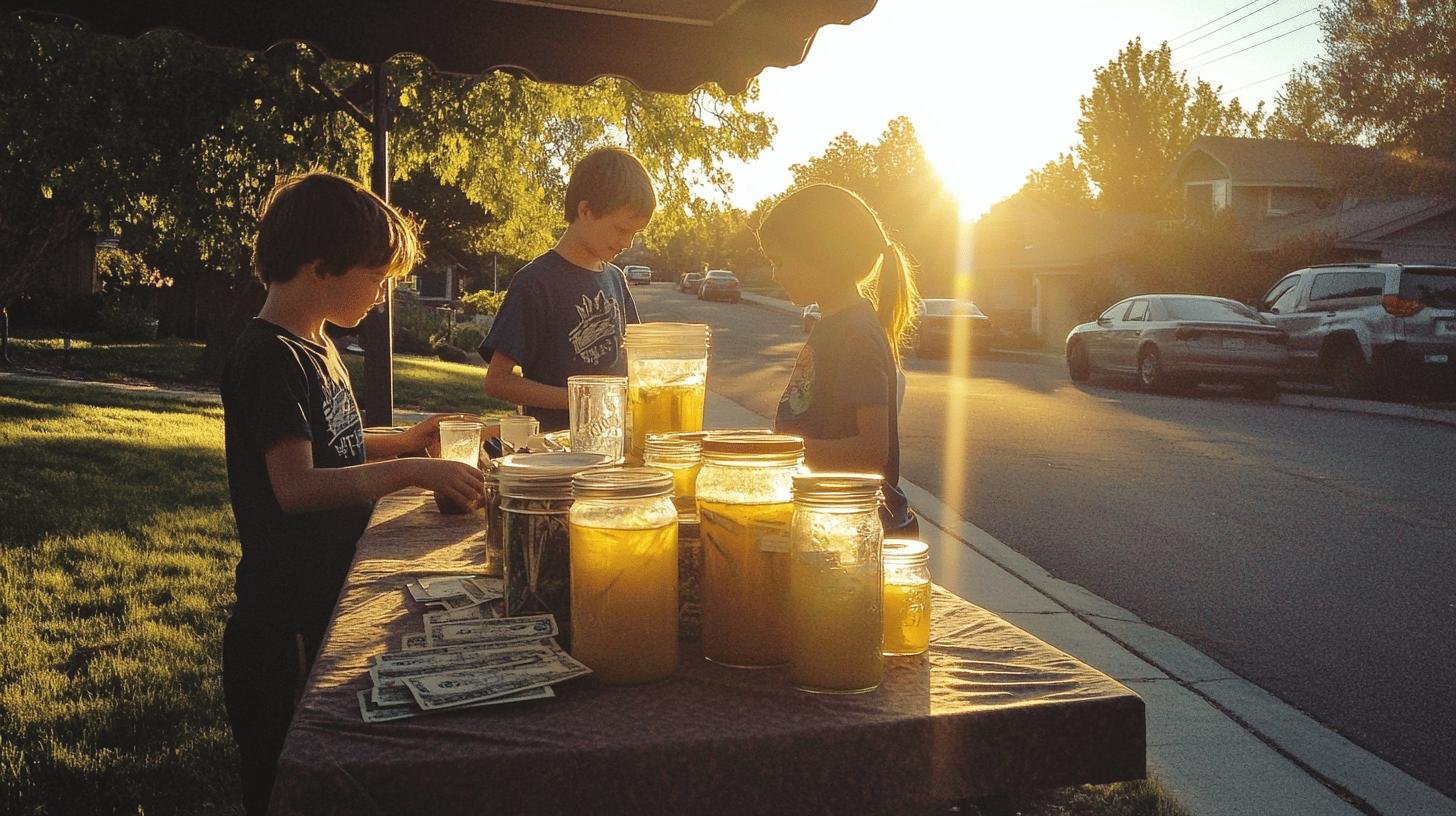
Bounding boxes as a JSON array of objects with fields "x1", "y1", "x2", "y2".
[
  {"x1": 0, "y1": 305, "x2": 11, "y2": 365},
  {"x1": 360, "y1": 63, "x2": 394, "y2": 428}
]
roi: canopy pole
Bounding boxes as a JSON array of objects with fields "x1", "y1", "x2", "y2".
[{"x1": 360, "y1": 63, "x2": 394, "y2": 428}]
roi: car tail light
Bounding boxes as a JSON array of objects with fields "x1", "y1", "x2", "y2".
[
  {"x1": 1173, "y1": 327, "x2": 1201, "y2": 341},
  {"x1": 1382, "y1": 294, "x2": 1424, "y2": 317}
]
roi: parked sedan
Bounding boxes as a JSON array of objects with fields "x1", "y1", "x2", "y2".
[
  {"x1": 697, "y1": 270, "x2": 742, "y2": 303},
  {"x1": 801, "y1": 303, "x2": 820, "y2": 333},
  {"x1": 624, "y1": 265, "x2": 652, "y2": 285},
  {"x1": 909, "y1": 298, "x2": 995, "y2": 356},
  {"x1": 679, "y1": 272, "x2": 705, "y2": 294},
  {"x1": 1065, "y1": 294, "x2": 1289, "y2": 394}
]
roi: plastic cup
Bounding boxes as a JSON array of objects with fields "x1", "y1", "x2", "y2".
[
  {"x1": 438, "y1": 421, "x2": 483, "y2": 467},
  {"x1": 499, "y1": 415, "x2": 540, "y2": 454}
]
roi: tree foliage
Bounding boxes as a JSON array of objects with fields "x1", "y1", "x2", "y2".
[
  {"x1": 1075, "y1": 38, "x2": 1263, "y2": 214},
  {"x1": 1020, "y1": 153, "x2": 1093, "y2": 207}
]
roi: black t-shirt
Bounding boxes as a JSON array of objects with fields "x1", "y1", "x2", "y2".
[
  {"x1": 479, "y1": 250, "x2": 639, "y2": 431},
  {"x1": 776, "y1": 299, "x2": 910, "y2": 526},
  {"x1": 221, "y1": 318, "x2": 374, "y2": 637}
]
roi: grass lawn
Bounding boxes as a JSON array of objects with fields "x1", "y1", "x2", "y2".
[
  {"x1": 0, "y1": 379, "x2": 1186, "y2": 816},
  {"x1": 6, "y1": 330, "x2": 505, "y2": 415}
]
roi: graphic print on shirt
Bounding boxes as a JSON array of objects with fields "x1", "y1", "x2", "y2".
[
  {"x1": 781, "y1": 345, "x2": 816, "y2": 416},
  {"x1": 567, "y1": 290, "x2": 624, "y2": 365},
  {"x1": 322, "y1": 380, "x2": 364, "y2": 459}
]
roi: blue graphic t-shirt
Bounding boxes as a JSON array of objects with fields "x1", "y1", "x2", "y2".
[
  {"x1": 221, "y1": 318, "x2": 373, "y2": 637},
  {"x1": 480, "y1": 250, "x2": 640, "y2": 431},
  {"x1": 776, "y1": 298, "x2": 910, "y2": 528}
]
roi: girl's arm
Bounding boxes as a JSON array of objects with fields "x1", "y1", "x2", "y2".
[
  {"x1": 484, "y1": 350, "x2": 568, "y2": 410},
  {"x1": 265, "y1": 437, "x2": 485, "y2": 514},
  {"x1": 364, "y1": 413, "x2": 494, "y2": 461},
  {"x1": 798, "y1": 404, "x2": 891, "y2": 475}
]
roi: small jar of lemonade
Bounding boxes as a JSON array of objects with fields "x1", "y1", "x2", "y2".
[
  {"x1": 568, "y1": 467, "x2": 679, "y2": 684},
  {"x1": 643, "y1": 433, "x2": 703, "y2": 522},
  {"x1": 787, "y1": 473, "x2": 884, "y2": 694},
  {"x1": 696, "y1": 432, "x2": 805, "y2": 668},
  {"x1": 622, "y1": 323, "x2": 710, "y2": 463},
  {"x1": 882, "y1": 539, "x2": 931, "y2": 656}
]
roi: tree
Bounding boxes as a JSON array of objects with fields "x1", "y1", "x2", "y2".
[
  {"x1": 1264, "y1": 69, "x2": 1362, "y2": 143},
  {"x1": 1285, "y1": 0, "x2": 1456, "y2": 160},
  {"x1": 1075, "y1": 38, "x2": 1262, "y2": 214},
  {"x1": 1020, "y1": 153, "x2": 1092, "y2": 207}
]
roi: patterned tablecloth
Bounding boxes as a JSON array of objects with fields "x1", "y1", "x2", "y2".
[{"x1": 270, "y1": 490, "x2": 1144, "y2": 816}]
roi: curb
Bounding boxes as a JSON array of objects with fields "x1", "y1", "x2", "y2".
[{"x1": 1277, "y1": 392, "x2": 1456, "y2": 428}]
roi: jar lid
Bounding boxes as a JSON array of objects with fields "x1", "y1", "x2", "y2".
[
  {"x1": 884, "y1": 538, "x2": 929, "y2": 561},
  {"x1": 791, "y1": 472, "x2": 883, "y2": 504},
  {"x1": 700, "y1": 432, "x2": 804, "y2": 455},
  {"x1": 623, "y1": 322, "x2": 711, "y2": 350},
  {"x1": 566, "y1": 374, "x2": 626, "y2": 386},
  {"x1": 644, "y1": 433, "x2": 701, "y2": 459},
  {"x1": 571, "y1": 467, "x2": 674, "y2": 499},
  {"x1": 498, "y1": 451, "x2": 613, "y2": 499}
]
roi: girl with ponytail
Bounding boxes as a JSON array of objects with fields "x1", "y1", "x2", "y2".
[{"x1": 757, "y1": 183, "x2": 921, "y2": 534}]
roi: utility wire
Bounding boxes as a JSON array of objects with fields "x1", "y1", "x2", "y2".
[
  {"x1": 1231, "y1": 69, "x2": 1293, "y2": 92},
  {"x1": 1176, "y1": 0, "x2": 1287, "y2": 50},
  {"x1": 1168, "y1": 0, "x2": 1265, "y2": 44},
  {"x1": 1176, "y1": 7, "x2": 1320, "y2": 65},
  {"x1": 1185, "y1": 20, "x2": 1321, "y2": 71}
]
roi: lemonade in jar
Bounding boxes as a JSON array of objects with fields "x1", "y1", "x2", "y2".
[
  {"x1": 623, "y1": 323, "x2": 710, "y2": 462},
  {"x1": 882, "y1": 539, "x2": 931, "y2": 656},
  {"x1": 569, "y1": 468, "x2": 679, "y2": 684}
]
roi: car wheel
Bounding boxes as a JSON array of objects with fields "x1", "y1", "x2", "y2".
[
  {"x1": 1137, "y1": 346, "x2": 1168, "y2": 391},
  {"x1": 1325, "y1": 342, "x2": 1372, "y2": 399},
  {"x1": 1067, "y1": 340, "x2": 1090, "y2": 382}
]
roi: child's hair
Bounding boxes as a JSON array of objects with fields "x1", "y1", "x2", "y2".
[
  {"x1": 758, "y1": 184, "x2": 920, "y2": 365},
  {"x1": 253, "y1": 172, "x2": 422, "y2": 285},
  {"x1": 564, "y1": 147, "x2": 657, "y2": 223}
]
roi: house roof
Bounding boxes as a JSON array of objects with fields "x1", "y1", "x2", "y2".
[
  {"x1": 1249, "y1": 196, "x2": 1456, "y2": 252},
  {"x1": 1173, "y1": 136, "x2": 1387, "y2": 187},
  {"x1": 974, "y1": 197, "x2": 1151, "y2": 270}
]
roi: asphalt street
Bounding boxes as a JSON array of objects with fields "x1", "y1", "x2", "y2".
[{"x1": 632, "y1": 282, "x2": 1456, "y2": 797}]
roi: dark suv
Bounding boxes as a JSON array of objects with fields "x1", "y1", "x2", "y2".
[{"x1": 1257, "y1": 263, "x2": 1456, "y2": 397}]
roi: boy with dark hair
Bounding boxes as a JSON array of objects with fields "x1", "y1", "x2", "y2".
[
  {"x1": 221, "y1": 171, "x2": 486, "y2": 815},
  {"x1": 481, "y1": 146, "x2": 656, "y2": 430}
]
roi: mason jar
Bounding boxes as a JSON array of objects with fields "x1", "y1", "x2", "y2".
[
  {"x1": 695, "y1": 432, "x2": 805, "y2": 668},
  {"x1": 622, "y1": 323, "x2": 710, "y2": 463},
  {"x1": 569, "y1": 467, "x2": 679, "y2": 684},
  {"x1": 643, "y1": 432, "x2": 703, "y2": 522},
  {"x1": 882, "y1": 539, "x2": 931, "y2": 657},
  {"x1": 498, "y1": 451, "x2": 613, "y2": 650},
  {"x1": 788, "y1": 473, "x2": 884, "y2": 694},
  {"x1": 482, "y1": 459, "x2": 503, "y2": 576}
]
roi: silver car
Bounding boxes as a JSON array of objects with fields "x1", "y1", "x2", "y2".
[{"x1": 1066, "y1": 295, "x2": 1289, "y2": 394}]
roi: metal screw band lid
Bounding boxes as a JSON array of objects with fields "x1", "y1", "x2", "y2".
[
  {"x1": 699, "y1": 432, "x2": 804, "y2": 455},
  {"x1": 571, "y1": 467, "x2": 674, "y2": 499},
  {"x1": 791, "y1": 472, "x2": 883, "y2": 505}
]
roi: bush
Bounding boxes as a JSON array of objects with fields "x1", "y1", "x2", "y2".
[
  {"x1": 392, "y1": 291, "x2": 445, "y2": 355},
  {"x1": 433, "y1": 342, "x2": 474, "y2": 364},
  {"x1": 460, "y1": 289, "x2": 506, "y2": 317},
  {"x1": 437, "y1": 321, "x2": 488, "y2": 354},
  {"x1": 98, "y1": 300, "x2": 159, "y2": 341}
]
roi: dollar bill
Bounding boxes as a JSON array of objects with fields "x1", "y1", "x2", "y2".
[
  {"x1": 404, "y1": 651, "x2": 591, "y2": 710},
  {"x1": 406, "y1": 575, "x2": 503, "y2": 605},
  {"x1": 358, "y1": 686, "x2": 553, "y2": 723},
  {"x1": 424, "y1": 604, "x2": 500, "y2": 628},
  {"x1": 399, "y1": 632, "x2": 430, "y2": 651},
  {"x1": 370, "y1": 642, "x2": 549, "y2": 688},
  {"x1": 425, "y1": 614, "x2": 557, "y2": 648}
]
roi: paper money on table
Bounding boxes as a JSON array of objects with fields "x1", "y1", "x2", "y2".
[
  {"x1": 423, "y1": 604, "x2": 500, "y2": 628},
  {"x1": 405, "y1": 575, "x2": 502, "y2": 608},
  {"x1": 358, "y1": 686, "x2": 553, "y2": 723},
  {"x1": 425, "y1": 613, "x2": 558, "y2": 648},
  {"x1": 400, "y1": 632, "x2": 429, "y2": 651},
  {"x1": 370, "y1": 642, "x2": 551, "y2": 688},
  {"x1": 404, "y1": 650, "x2": 591, "y2": 710}
]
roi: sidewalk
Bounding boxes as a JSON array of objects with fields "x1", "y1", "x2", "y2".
[{"x1": 704, "y1": 386, "x2": 1456, "y2": 816}]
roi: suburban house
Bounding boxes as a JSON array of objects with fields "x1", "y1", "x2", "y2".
[
  {"x1": 1172, "y1": 135, "x2": 1456, "y2": 264},
  {"x1": 406, "y1": 252, "x2": 472, "y2": 303}
]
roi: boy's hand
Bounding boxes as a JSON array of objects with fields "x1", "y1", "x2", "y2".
[
  {"x1": 416, "y1": 458, "x2": 486, "y2": 511},
  {"x1": 402, "y1": 413, "x2": 491, "y2": 459}
]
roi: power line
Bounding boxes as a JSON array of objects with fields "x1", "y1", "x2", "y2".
[
  {"x1": 1176, "y1": 0, "x2": 1287, "y2": 50},
  {"x1": 1168, "y1": 0, "x2": 1265, "y2": 44},
  {"x1": 1185, "y1": 20, "x2": 1321, "y2": 71},
  {"x1": 1176, "y1": 7, "x2": 1320, "y2": 65},
  {"x1": 1231, "y1": 69, "x2": 1293, "y2": 92}
]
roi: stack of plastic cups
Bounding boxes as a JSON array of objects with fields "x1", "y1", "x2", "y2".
[{"x1": 621, "y1": 323, "x2": 710, "y2": 464}]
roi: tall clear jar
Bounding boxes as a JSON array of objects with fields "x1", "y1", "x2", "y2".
[
  {"x1": 882, "y1": 539, "x2": 930, "y2": 656},
  {"x1": 695, "y1": 433, "x2": 805, "y2": 668},
  {"x1": 622, "y1": 323, "x2": 710, "y2": 463},
  {"x1": 481, "y1": 459, "x2": 503, "y2": 576},
  {"x1": 569, "y1": 468, "x2": 679, "y2": 684},
  {"x1": 643, "y1": 433, "x2": 703, "y2": 522},
  {"x1": 788, "y1": 473, "x2": 884, "y2": 694}
]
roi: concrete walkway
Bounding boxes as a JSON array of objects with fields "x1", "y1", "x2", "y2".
[{"x1": 7, "y1": 360, "x2": 1455, "y2": 814}]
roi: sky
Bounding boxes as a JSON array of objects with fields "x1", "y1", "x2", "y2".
[{"x1": 718, "y1": 0, "x2": 1327, "y2": 220}]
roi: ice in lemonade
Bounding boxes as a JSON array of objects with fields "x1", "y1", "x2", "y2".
[
  {"x1": 698, "y1": 500, "x2": 792, "y2": 667},
  {"x1": 569, "y1": 521, "x2": 679, "y2": 684}
]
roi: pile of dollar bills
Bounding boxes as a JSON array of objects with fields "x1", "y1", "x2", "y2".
[{"x1": 357, "y1": 575, "x2": 591, "y2": 723}]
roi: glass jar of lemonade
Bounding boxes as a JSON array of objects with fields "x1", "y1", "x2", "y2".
[
  {"x1": 568, "y1": 467, "x2": 679, "y2": 684},
  {"x1": 622, "y1": 323, "x2": 710, "y2": 463},
  {"x1": 643, "y1": 433, "x2": 703, "y2": 522},
  {"x1": 788, "y1": 473, "x2": 884, "y2": 694},
  {"x1": 696, "y1": 433, "x2": 805, "y2": 668},
  {"x1": 882, "y1": 539, "x2": 930, "y2": 656}
]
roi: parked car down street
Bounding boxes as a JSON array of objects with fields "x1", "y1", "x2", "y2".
[
  {"x1": 1066, "y1": 294, "x2": 1289, "y2": 395},
  {"x1": 679, "y1": 271, "x2": 705, "y2": 294},
  {"x1": 697, "y1": 270, "x2": 742, "y2": 303},
  {"x1": 1255, "y1": 263, "x2": 1456, "y2": 399},
  {"x1": 624, "y1": 265, "x2": 653, "y2": 285},
  {"x1": 801, "y1": 303, "x2": 820, "y2": 332},
  {"x1": 909, "y1": 298, "x2": 996, "y2": 357}
]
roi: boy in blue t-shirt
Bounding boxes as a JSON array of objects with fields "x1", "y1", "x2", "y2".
[{"x1": 480, "y1": 147, "x2": 654, "y2": 431}]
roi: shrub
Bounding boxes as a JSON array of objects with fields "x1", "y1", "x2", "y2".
[
  {"x1": 460, "y1": 289, "x2": 506, "y2": 317},
  {"x1": 392, "y1": 291, "x2": 445, "y2": 355},
  {"x1": 435, "y1": 321, "x2": 488, "y2": 354},
  {"x1": 98, "y1": 300, "x2": 159, "y2": 341}
]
